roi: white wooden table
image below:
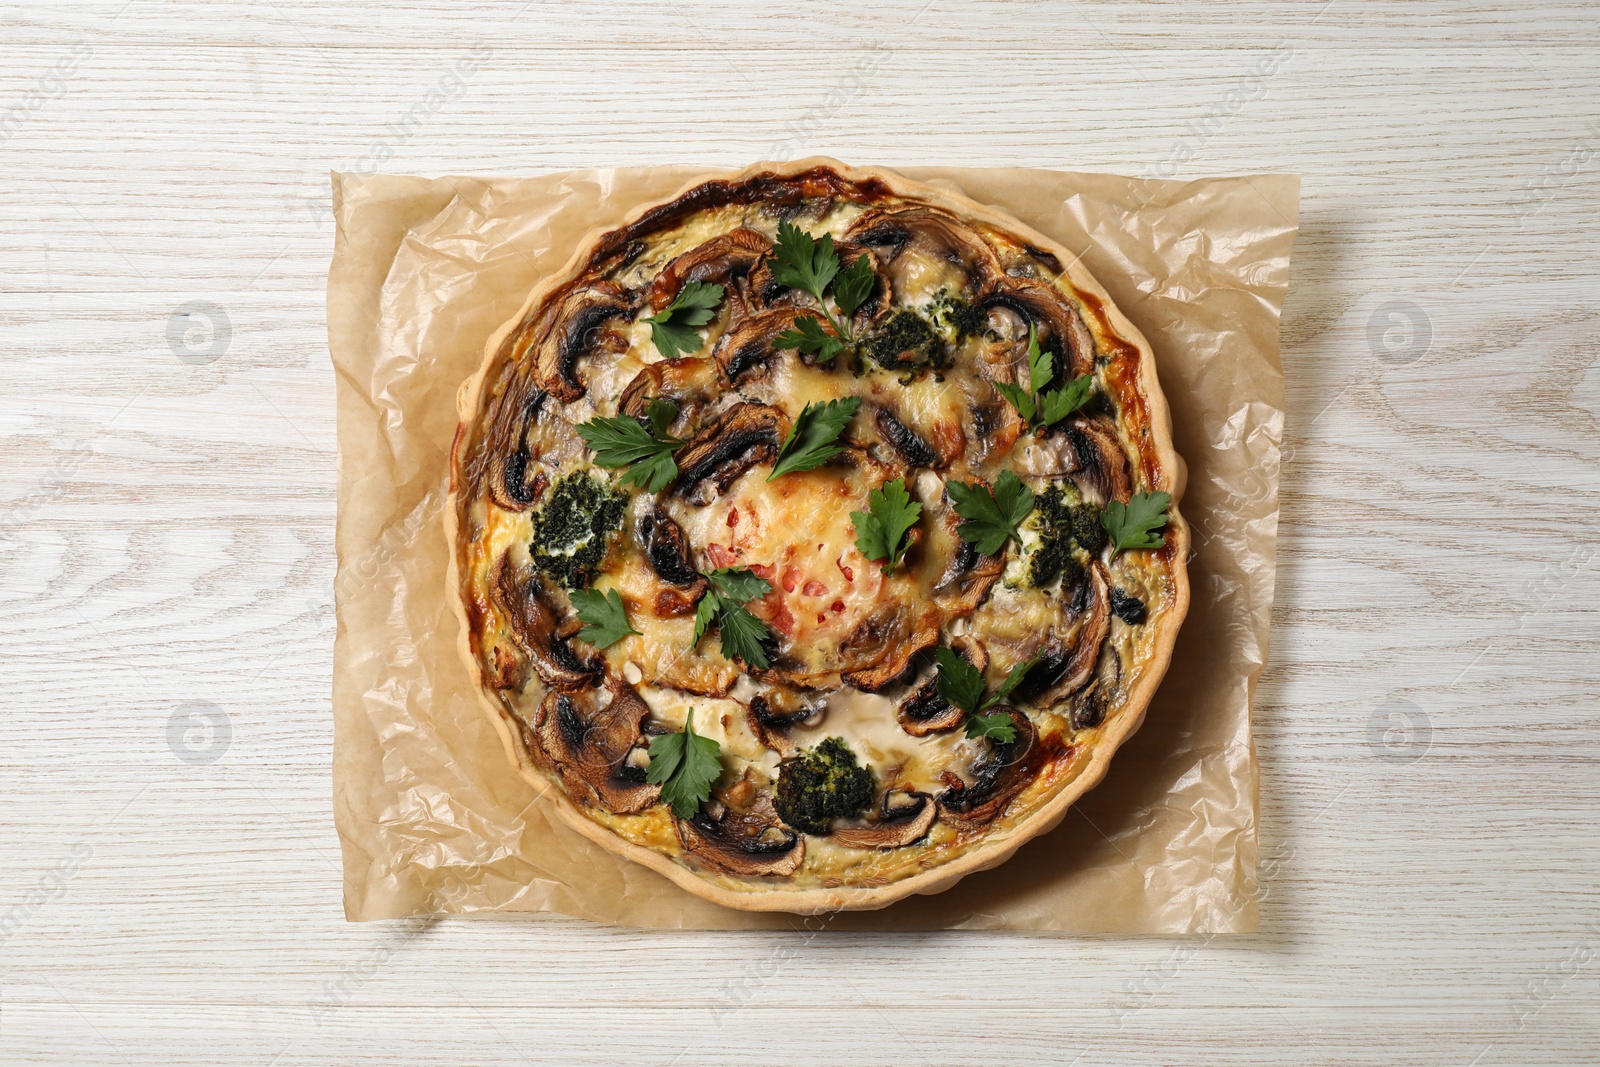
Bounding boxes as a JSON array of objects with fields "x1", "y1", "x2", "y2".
[{"x1": 3, "y1": 3, "x2": 1598, "y2": 1064}]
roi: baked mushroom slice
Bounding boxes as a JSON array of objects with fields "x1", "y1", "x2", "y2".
[
  {"x1": 483, "y1": 389, "x2": 550, "y2": 512},
  {"x1": 872, "y1": 406, "x2": 941, "y2": 470},
  {"x1": 677, "y1": 799, "x2": 805, "y2": 877},
  {"x1": 490, "y1": 555, "x2": 601, "y2": 692},
  {"x1": 530, "y1": 281, "x2": 635, "y2": 402},
  {"x1": 618, "y1": 356, "x2": 722, "y2": 427},
  {"x1": 744, "y1": 692, "x2": 824, "y2": 758},
  {"x1": 646, "y1": 228, "x2": 772, "y2": 316},
  {"x1": 936, "y1": 708, "x2": 1045, "y2": 831},
  {"x1": 1063, "y1": 417, "x2": 1132, "y2": 505},
  {"x1": 831, "y1": 789, "x2": 938, "y2": 850},
  {"x1": 844, "y1": 206, "x2": 1002, "y2": 302},
  {"x1": 838, "y1": 605, "x2": 941, "y2": 693},
  {"x1": 672, "y1": 401, "x2": 786, "y2": 504},
  {"x1": 530, "y1": 681, "x2": 658, "y2": 814},
  {"x1": 710, "y1": 307, "x2": 832, "y2": 383},
  {"x1": 1023, "y1": 559, "x2": 1112, "y2": 708},
  {"x1": 638, "y1": 509, "x2": 710, "y2": 617},
  {"x1": 976, "y1": 276, "x2": 1098, "y2": 386}
]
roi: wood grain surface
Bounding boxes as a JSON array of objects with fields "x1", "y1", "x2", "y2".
[{"x1": 2, "y1": 2, "x2": 1598, "y2": 1064}]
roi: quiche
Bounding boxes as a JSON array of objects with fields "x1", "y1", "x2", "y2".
[{"x1": 447, "y1": 160, "x2": 1188, "y2": 913}]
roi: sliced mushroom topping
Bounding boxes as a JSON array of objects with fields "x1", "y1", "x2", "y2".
[
  {"x1": 1069, "y1": 681, "x2": 1109, "y2": 731},
  {"x1": 531, "y1": 281, "x2": 634, "y2": 402},
  {"x1": 844, "y1": 207, "x2": 1002, "y2": 302},
  {"x1": 936, "y1": 707, "x2": 1045, "y2": 830},
  {"x1": 672, "y1": 401, "x2": 786, "y2": 504},
  {"x1": 744, "y1": 692, "x2": 825, "y2": 758},
  {"x1": 640, "y1": 509, "x2": 709, "y2": 616},
  {"x1": 491, "y1": 555, "x2": 601, "y2": 692},
  {"x1": 1063, "y1": 417, "x2": 1132, "y2": 504},
  {"x1": 840, "y1": 612, "x2": 940, "y2": 693},
  {"x1": 831, "y1": 789, "x2": 938, "y2": 850},
  {"x1": 976, "y1": 277, "x2": 1097, "y2": 386},
  {"x1": 873, "y1": 406, "x2": 940, "y2": 469},
  {"x1": 646, "y1": 228, "x2": 772, "y2": 314},
  {"x1": 896, "y1": 677, "x2": 964, "y2": 736},
  {"x1": 931, "y1": 514, "x2": 1006, "y2": 616},
  {"x1": 618, "y1": 357, "x2": 722, "y2": 426},
  {"x1": 677, "y1": 799, "x2": 805, "y2": 877},
  {"x1": 710, "y1": 307, "x2": 831, "y2": 383},
  {"x1": 639, "y1": 510, "x2": 701, "y2": 587},
  {"x1": 530, "y1": 681, "x2": 657, "y2": 814},
  {"x1": 1020, "y1": 559, "x2": 1111, "y2": 708},
  {"x1": 486, "y1": 389, "x2": 549, "y2": 512}
]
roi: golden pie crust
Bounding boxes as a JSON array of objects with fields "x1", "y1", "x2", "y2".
[{"x1": 447, "y1": 160, "x2": 1189, "y2": 913}]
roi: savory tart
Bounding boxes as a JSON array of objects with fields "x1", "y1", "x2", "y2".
[{"x1": 447, "y1": 160, "x2": 1188, "y2": 912}]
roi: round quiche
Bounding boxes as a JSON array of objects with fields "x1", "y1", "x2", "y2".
[{"x1": 447, "y1": 160, "x2": 1188, "y2": 912}]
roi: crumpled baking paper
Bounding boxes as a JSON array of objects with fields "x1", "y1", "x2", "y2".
[{"x1": 327, "y1": 165, "x2": 1298, "y2": 932}]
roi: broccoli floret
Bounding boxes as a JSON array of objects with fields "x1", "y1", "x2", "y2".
[
  {"x1": 529, "y1": 472, "x2": 626, "y2": 589},
  {"x1": 1027, "y1": 484, "x2": 1104, "y2": 589},
  {"x1": 927, "y1": 289, "x2": 994, "y2": 341},
  {"x1": 1028, "y1": 534, "x2": 1084, "y2": 589},
  {"x1": 774, "y1": 736, "x2": 875, "y2": 835},
  {"x1": 1069, "y1": 502, "x2": 1106, "y2": 554},
  {"x1": 864, "y1": 310, "x2": 945, "y2": 371}
]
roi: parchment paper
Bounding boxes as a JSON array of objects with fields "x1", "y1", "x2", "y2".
[{"x1": 327, "y1": 165, "x2": 1298, "y2": 932}]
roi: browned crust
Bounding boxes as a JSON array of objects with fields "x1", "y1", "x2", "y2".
[{"x1": 444, "y1": 158, "x2": 1190, "y2": 914}]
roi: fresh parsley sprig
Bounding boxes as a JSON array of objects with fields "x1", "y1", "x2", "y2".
[
  {"x1": 776, "y1": 314, "x2": 845, "y2": 364},
  {"x1": 947, "y1": 470, "x2": 1035, "y2": 556},
  {"x1": 646, "y1": 710, "x2": 723, "y2": 819},
  {"x1": 851, "y1": 477, "x2": 922, "y2": 569},
  {"x1": 993, "y1": 325, "x2": 1095, "y2": 432},
  {"x1": 769, "y1": 396, "x2": 862, "y2": 480},
  {"x1": 1101, "y1": 490, "x2": 1172, "y2": 556},
  {"x1": 769, "y1": 221, "x2": 875, "y2": 361},
  {"x1": 692, "y1": 566, "x2": 776, "y2": 668},
  {"x1": 576, "y1": 398, "x2": 683, "y2": 492},
  {"x1": 644, "y1": 281, "x2": 725, "y2": 360},
  {"x1": 569, "y1": 587, "x2": 639, "y2": 649},
  {"x1": 933, "y1": 646, "x2": 1035, "y2": 743}
]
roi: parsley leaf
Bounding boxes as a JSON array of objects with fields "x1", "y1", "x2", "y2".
[
  {"x1": 947, "y1": 470, "x2": 1035, "y2": 556},
  {"x1": 1038, "y1": 374, "x2": 1095, "y2": 426},
  {"x1": 646, "y1": 709, "x2": 724, "y2": 819},
  {"x1": 1101, "y1": 490, "x2": 1172, "y2": 554},
  {"x1": 569, "y1": 587, "x2": 639, "y2": 649},
  {"x1": 714, "y1": 601, "x2": 773, "y2": 668},
  {"x1": 775, "y1": 314, "x2": 846, "y2": 364},
  {"x1": 769, "y1": 396, "x2": 862, "y2": 480},
  {"x1": 643, "y1": 281, "x2": 725, "y2": 360},
  {"x1": 995, "y1": 325, "x2": 1095, "y2": 431},
  {"x1": 936, "y1": 646, "x2": 1034, "y2": 742},
  {"x1": 707, "y1": 566, "x2": 772, "y2": 604},
  {"x1": 576, "y1": 398, "x2": 682, "y2": 492},
  {"x1": 831, "y1": 254, "x2": 877, "y2": 319},
  {"x1": 768, "y1": 220, "x2": 839, "y2": 301},
  {"x1": 691, "y1": 587, "x2": 719, "y2": 646},
  {"x1": 763, "y1": 221, "x2": 872, "y2": 349},
  {"x1": 850, "y1": 477, "x2": 922, "y2": 569},
  {"x1": 933, "y1": 646, "x2": 987, "y2": 715},
  {"x1": 692, "y1": 567, "x2": 775, "y2": 668},
  {"x1": 966, "y1": 711, "x2": 1018, "y2": 744},
  {"x1": 936, "y1": 647, "x2": 1035, "y2": 715},
  {"x1": 992, "y1": 381, "x2": 1036, "y2": 424},
  {"x1": 988, "y1": 657, "x2": 1034, "y2": 707},
  {"x1": 1026, "y1": 325, "x2": 1055, "y2": 394}
]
